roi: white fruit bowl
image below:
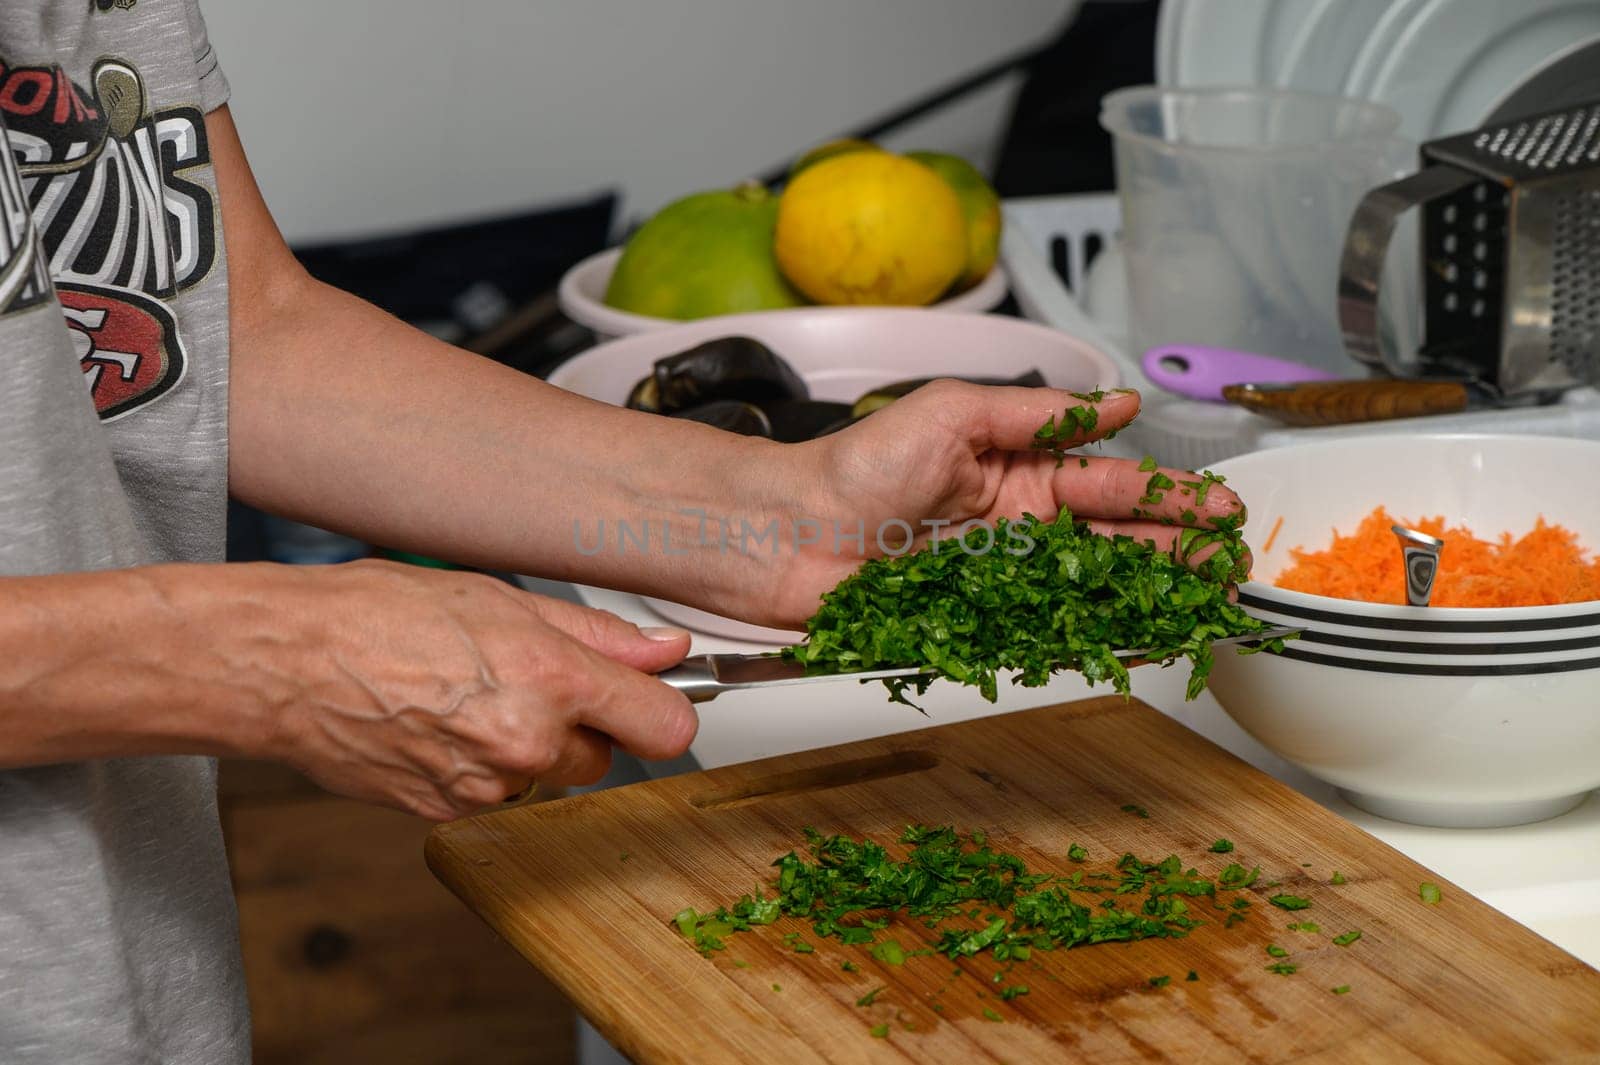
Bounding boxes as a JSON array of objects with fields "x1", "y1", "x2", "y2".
[
  {"x1": 558, "y1": 247, "x2": 1010, "y2": 341},
  {"x1": 1207, "y1": 433, "x2": 1600, "y2": 829},
  {"x1": 547, "y1": 305, "x2": 1121, "y2": 643}
]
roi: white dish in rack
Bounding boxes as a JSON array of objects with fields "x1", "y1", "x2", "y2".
[{"x1": 1346, "y1": 0, "x2": 1600, "y2": 138}]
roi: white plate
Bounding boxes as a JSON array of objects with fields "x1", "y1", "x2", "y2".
[
  {"x1": 1274, "y1": 0, "x2": 1400, "y2": 92},
  {"x1": 1343, "y1": 0, "x2": 1432, "y2": 104},
  {"x1": 1163, "y1": 0, "x2": 1321, "y2": 86},
  {"x1": 1349, "y1": 0, "x2": 1600, "y2": 139}
]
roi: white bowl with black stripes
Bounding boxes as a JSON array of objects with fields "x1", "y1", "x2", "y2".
[{"x1": 1206, "y1": 433, "x2": 1600, "y2": 829}]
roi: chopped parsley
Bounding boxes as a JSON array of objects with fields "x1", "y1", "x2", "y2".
[
  {"x1": 1287, "y1": 922, "x2": 1321, "y2": 933},
  {"x1": 1333, "y1": 985, "x2": 1352, "y2": 995},
  {"x1": 982, "y1": 1007, "x2": 1004, "y2": 1022},
  {"x1": 1137, "y1": 455, "x2": 1158, "y2": 472},
  {"x1": 1032, "y1": 401, "x2": 1103, "y2": 466},
  {"x1": 674, "y1": 825, "x2": 1358, "y2": 1016},
  {"x1": 1218, "y1": 864, "x2": 1260, "y2": 890},
  {"x1": 674, "y1": 827, "x2": 1251, "y2": 969},
  {"x1": 1331, "y1": 872, "x2": 1348, "y2": 885},
  {"x1": 1121, "y1": 804, "x2": 1151, "y2": 819},
  {"x1": 785, "y1": 492, "x2": 1274, "y2": 705},
  {"x1": 1140, "y1": 471, "x2": 1177, "y2": 506},
  {"x1": 1208, "y1": 839, "x2": 1234, "y2": 853},
  {"x1": 869, "y1": 1023, "x2": 889, "y2": 1038},
  {"x1": 1420, "y1": 883, "x2": 1443, "y2": 905}
]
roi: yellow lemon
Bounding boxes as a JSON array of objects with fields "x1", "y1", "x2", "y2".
[
  {"x1": 775, "y1": 152, "x2": 967, "y2": 306},
  {"x1": 905, "y1": 151, "x2": 1003, "y2": 292}
]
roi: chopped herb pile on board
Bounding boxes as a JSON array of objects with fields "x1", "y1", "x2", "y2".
[
  {"x1": 785, "y1": 504, "x2": 1279, "y2": 704},
  {"x1": 673, "y1": 825, "x2": 1379, "y2": 1029},
  {"x1": 674, "y1": 826, "x2": 1255, "y2": 963}
]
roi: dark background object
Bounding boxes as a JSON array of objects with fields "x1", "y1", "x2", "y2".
[
  {"x1": 992, "y1": 0, "x2": 1160, "y2": 197},
  {"x1": 293, "y1": 191, "x2": 616, "y2": 346}
]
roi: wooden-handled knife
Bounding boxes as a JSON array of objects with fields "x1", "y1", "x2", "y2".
[
  {"x1": 1220, "y1": 378, "x2": 1564, "y2": 427},
  {"x1": 660, "y1": 627, "x2": 1299, "y2": 703}
]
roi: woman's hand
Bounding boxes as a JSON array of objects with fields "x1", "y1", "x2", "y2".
[
  {"x1": 743, "y1": 384, "x2": 1247, "y2": 628},
  {"x1": 210, "y1": 561, "x2": 697, "y2": 820}
]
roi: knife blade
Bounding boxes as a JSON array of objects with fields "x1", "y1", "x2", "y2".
[{"x1": 660, "y1": 626, "x2": 1300, "y2": 703}]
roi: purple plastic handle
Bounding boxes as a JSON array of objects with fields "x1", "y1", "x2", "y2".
[{"x1": 1141, "y1": 345, "x2": 1337, "y2": 402}]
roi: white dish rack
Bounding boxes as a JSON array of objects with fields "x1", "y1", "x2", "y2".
[{"x1": 1001, "y1": 193, "x2": 1600, "y2": 469}]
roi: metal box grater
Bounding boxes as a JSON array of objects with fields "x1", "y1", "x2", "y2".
[{"x1": 1339, "y1": 100, "x2": 1600, "y2": 396}]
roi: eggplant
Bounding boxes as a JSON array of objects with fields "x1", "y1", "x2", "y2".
[
  {"x1": 672, "y1": 400, "x2": 773, "y2": 437},
  {"x1": 762, "y1": 400, "x2": 854, "y2": 443},
  {"x1": 625, "y1": 336, "x2": 808, "y2": 415},
  {"x1": 850, "y1": 369, "x2": 1048, "y2": 419}
]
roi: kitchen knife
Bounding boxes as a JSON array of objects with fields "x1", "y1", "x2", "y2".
[
  {"x1": 1220, "y1": 378, "x2": 1558, "y2": 427},
  {"x1": 660, "y1": 626, "x2": 1299, "y2": 703}
]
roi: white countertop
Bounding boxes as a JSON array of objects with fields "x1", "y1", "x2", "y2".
[{"x1": 522, "y1": 577, "x2": 1600, "y2": 970}]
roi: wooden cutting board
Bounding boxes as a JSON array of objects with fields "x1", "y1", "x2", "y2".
[{"x1": 426, "y1": 697, "x2": 1600, "y2": 1064}]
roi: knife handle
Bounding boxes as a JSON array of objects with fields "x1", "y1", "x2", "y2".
[
  {"x1": 658, "y1": 657, "x2": 725, "y2": 703},
  {"x1": 1221, "y1": 380, "x2": 1470, "y2": 427}
]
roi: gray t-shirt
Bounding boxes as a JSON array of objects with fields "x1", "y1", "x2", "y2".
[{"x1": 1, "y1": 3, "x2": 247, "y2": 1062}]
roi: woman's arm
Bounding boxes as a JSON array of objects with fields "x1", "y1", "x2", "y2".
[
  {"x1": 216, "y1": 104, "x2": 1246, "y2": 630},
  {"x1": 216, "y1": 107, "x2": 796, "y2": 620},
  {"x1": 0, "y1": 560, "x2": 696, "y2": 819}
]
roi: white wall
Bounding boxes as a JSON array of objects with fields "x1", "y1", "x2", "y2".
[{"x1": 202, "y1": 0, "x2": 1077, "y2": 244}]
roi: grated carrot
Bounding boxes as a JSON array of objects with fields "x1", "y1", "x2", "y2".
[
  {"x1": 1273, "y1": 506, "x2": 1600, "y2": 607},
  {"x1": 1262, "y1": 515, "x2": 1285, "y2": 555}
]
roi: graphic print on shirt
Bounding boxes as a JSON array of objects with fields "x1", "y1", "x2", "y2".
[
  {"x1": 1, "y1": 54, "x2": 214, "y2": 420},
  {"x1": 0, "y1": 116, "x2": 54, "y2": 317}
]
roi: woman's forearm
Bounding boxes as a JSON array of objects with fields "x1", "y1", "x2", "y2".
[
  {"x1": 212, "y1": 106, "x2": 802, "y2": 621},
  {"x1": 227, "y1": 275, "x2": 807, "y2": 616},
  {"x1": 0, "y1": 566, "x2": 280, "y2": 768}
]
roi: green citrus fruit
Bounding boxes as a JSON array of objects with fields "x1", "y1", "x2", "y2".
[
  {"x1": 905, "y1": 151, "x2": 1002, "y2": 292},
  {"x1": 604, "y1": 183, "x2": 806, "y2": 319}
]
